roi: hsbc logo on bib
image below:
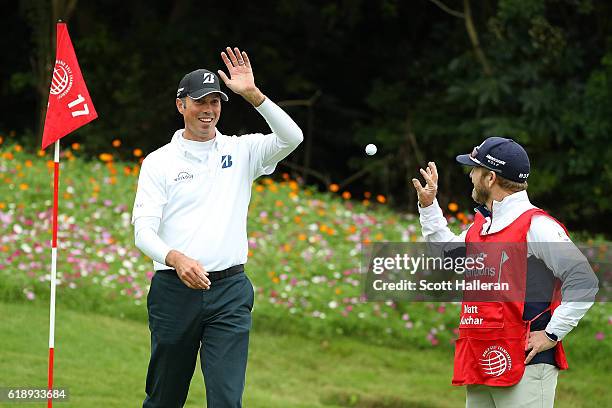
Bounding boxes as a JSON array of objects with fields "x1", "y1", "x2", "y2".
[{"x1": 480, "y1": 345, "x2": 512, "y2": 377}]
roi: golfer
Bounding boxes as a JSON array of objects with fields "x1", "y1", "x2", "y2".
[
  {"x1": 412, "y1": 137, "x2": 598, "y2": 408},
  {"x1": 132, "y1": 47, "x2": 303, "y2": 407}
]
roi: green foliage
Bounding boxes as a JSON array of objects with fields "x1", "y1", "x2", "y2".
[{"x1": 1, "y1": 0, "x2": 611, "y2": 235}]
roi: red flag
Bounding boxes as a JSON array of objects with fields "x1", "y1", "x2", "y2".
[{"x1": 41, "y1": 22, "x2": 97, "y2": 149}]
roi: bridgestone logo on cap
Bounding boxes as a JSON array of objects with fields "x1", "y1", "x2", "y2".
[
  {"x1": 486, "y1": 154, "x2": 506, "y2": 166},
  {"x1": 202, "y1": 73, "x2": 214, "y2": 84}
]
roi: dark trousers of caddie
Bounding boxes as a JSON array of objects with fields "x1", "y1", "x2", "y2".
[{"x1": 143, "y1": 267, "x2": 254, "y2": 408}]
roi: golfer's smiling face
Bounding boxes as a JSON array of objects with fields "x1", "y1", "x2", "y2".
[{"x1": 179, "y1": 93, "x2": 222, "y2": 141}]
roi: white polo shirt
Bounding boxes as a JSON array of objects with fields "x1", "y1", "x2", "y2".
[{"x1": 132, "y1": 98, "x2": 303, "y2": 271}]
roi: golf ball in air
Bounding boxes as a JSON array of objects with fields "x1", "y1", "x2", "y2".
[{"x1": 365, "y1": 143, "x2": 377, "y2": 155}]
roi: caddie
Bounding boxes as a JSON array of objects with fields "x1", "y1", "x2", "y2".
[
  {"x1": 132, "y1": 46, "x2": 303, "y2": 407},
  {"x1": 411, "y1": 137, "x2": 598, "y2": 408}
]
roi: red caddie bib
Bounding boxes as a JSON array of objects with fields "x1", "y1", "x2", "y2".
[{"x1": 452, "y1": 208, "x2": 568, "y2": 387}]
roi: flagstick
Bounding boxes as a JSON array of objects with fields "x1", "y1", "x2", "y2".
[{"x1": 47, "y1": 140, "x2": 60, "y2": 408}]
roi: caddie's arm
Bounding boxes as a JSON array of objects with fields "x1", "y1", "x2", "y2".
[
  {"x1": 527, "y1": 218, "x2": 599, "y2": 341},
  {"x1": 412, "y1": 161, "x2": 468, "y2": 244}
]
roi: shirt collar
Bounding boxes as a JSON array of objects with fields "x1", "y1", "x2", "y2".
[
  {"x1": 171, "y1": 129, "x2": 224, "y2": 162},
  {"x1": 475, "y1": 190, "x2": 536, "y2": 234}
]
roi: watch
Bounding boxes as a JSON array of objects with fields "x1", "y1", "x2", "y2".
[{"x1": 545, "y1": 331, "x2": 558, "y2": 342}]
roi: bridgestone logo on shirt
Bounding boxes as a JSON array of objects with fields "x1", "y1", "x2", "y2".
[{"x1": 174, "y1": 172, "x2": 194, "y2": 182}]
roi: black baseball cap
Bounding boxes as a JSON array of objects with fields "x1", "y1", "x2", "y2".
[
  {"x1": 176, "y1": 69, "x2": 228, "y2": 101},
  {"x1": 456, "y1": 137, "x2": 530, "y2": 182}
]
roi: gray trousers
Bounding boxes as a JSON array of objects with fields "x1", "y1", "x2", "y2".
[
  {"x1": 466, "y1": 364, "x2": 559, "y2": 408},
  {"x1": 143, "y1": 271, "x2": 254, "y2": 408}
]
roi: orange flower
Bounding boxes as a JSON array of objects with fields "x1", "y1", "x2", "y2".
[
  {"x1": 376, "y1": 194, "x2": 386, "y2": 204},
  {"x1": 269, "y1": 184, "x2": 278, "y2": 192},
  {"x1": 319, "y1": 224, "x2": 329, "y2": 233},
  {"x1": 14, "y1": 145, "x2": 22, "y2": 152},
  {"x1": 362, "y1": 199, "x2": 370, "y2": 206},
  {"x1": 46, "y1": 160, "x2": 55, "y2": 169},
  {"x1": 248, "y1": 250, "x2": 253, "y2": 257},
  {"x1": 99, "y1": 153, "x2": 113, "y2": 162},
  {"x1": 288, "y1": 191, "x2": 298, "y2": 200},
  {"x1": 448, "y1": 202, "x2": 459, "y2": 212},
  {"x1": 2, "y1": 152, "x2": 13, "y2": 160},
  {"x1": 0, "y1": 202, "x2": 5, "y2": 209},
  {"x1": 37, "y1": 150, "x2": 46, "y2": 157},
  {"x1": 342, "y1": 191, "x2": 351, "y2": 200},
  {"x1": 329, "y1": 183, "x2": 339, "y2": 192},
  {"x1": 124, "y1": 166, "x2": 132, "y2": 176},
  {"x1": 364, "y1": 191, "x2": 371, "y2": 198},
  {"x1": 294, "y1": 216, "x2": 302, "y2": 224},
  {"x1": 335, "y1": 288, "x2": 342, "y2": 295},
  {"x1": 24, "y1": 160, "x2": 33, "y2": 168},
  {"x1": 133, "y1": 148, "x2": 143, "y2": 157},
  {"x1": 347, "y1": 225, "x2": 357, "y2": 234},
  {"x1": 112, "y1": 139, "x2": 121, "y2": 147},
  {"x1": 71, "y1": 142, "x2": 81, "y2": 150},
  {"x1": 298, "y1": 233, "x2": 307, "y2": 241},
  {"x1": 19, "y1": 183, "x2": 29, "y2": 191},
  {"x1": 275, "y1": 200, "x2": 283, "y2": 207},
  {"x1": 255, "y1": 185, "x2": 265, "y2": 192},
  {"x1": 289, "y1": 181, "x2": 298, "y2": 191},
  {"x1": 282, "y1": 173, "x2": 290, "y2": 180},
  {"x1": 65, "y1": 150, "x2": 73, "y2": 159},
  {"x1": 0, "y1": 136, "x2": 3, "y2": 145}
]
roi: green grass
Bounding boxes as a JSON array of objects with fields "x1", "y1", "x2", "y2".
[{"x1": 1, "y1": 301, "x2": 609, "y2": 408}]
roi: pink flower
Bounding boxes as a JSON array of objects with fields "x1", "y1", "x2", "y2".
[
  {"x1": 595, "y1": 332, "x2": 605, "y2": 341},
  {"x1": 437, "y1": 305, "x2": 446, "y2": 314}
]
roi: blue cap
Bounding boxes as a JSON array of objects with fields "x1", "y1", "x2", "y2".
[{"x1": 456, "y1": 137, "x2": 530, "y2": 182}]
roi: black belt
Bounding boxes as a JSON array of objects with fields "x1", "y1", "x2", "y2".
[{"x1": 157, "y1": 264, "x2": 244, "y2": 282}]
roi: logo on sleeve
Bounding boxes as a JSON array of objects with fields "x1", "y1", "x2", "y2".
[{"x1": 221, "y1": 155, "x2": 233, "y2": 169}]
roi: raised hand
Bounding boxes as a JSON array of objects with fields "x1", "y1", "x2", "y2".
[
  {"x1": 218, "y1": 46, "x2": 265, "y2": 106},
  {"x1": 411, "y1": 162, "x2": 439, "y2": 207}
]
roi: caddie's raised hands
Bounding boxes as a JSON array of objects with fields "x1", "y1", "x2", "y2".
[
  {"x1": 218, "y1": 47, "x2": 257, "y2": 97},
  {"x1": 411, "y1": 162, "x2": 439, "y2": 208}
]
